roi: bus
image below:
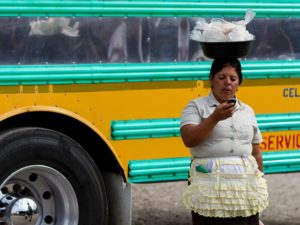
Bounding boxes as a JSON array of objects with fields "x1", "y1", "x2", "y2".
[{"x1": 0, "y1": 1, "x2": 299, "y2": 225}]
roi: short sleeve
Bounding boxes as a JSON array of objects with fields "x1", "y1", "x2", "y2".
[
  {"x1": 180, "y1": 100, "x2": 201, "y2": 128},
  {"x1": 250, "y1": 109, "x2": 263, "y2": 144},
  {"x1": 252, "y1": 123, "x2": 263, "y2": 144}
]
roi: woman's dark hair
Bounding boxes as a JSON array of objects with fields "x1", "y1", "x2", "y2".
[{"x1": 210, "y1": 58, "x2": 242, "y2": 84}]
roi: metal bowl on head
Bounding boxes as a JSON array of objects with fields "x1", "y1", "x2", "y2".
[{"x1": 199, "y1": 40, "x2": 254, "y2": 59}]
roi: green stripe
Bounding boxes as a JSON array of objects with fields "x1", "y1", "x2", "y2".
[
  {"x1": 1, "y1": 1, "x2": 300, "y2": 17},
  {"x1": 257, "y1": 113, "x2": 300, "y2": 132},
  {"x1": 111, "y1": 113, "x2": 300, "y2": 140},
  {"x1": 1, "y1": 60, "x2": 300, "y2": 86},
  {"x1": 128, "y1": 150, "x2": 300, "y2": 183}
]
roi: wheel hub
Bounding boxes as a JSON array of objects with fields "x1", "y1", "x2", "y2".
[{"x1": 0, "y1": 165, "x2": 79, "y2": 225}]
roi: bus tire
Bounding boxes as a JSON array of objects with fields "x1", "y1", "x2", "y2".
[{"x1": 0, "y1": 127, "x2": 107, "y2": 225}]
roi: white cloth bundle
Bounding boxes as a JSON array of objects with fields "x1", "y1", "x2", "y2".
[{"x1": 190, "y1": 9, "x2": 256, "y2": 42}]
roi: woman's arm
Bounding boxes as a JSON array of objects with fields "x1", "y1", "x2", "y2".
[
  {"x1": 252, "y1": 143, "x2": 263, "y2": 172},
  {"x1": 180, "y1": 115, "x2": 218, "y2": 148},
  {"x1": 180, "y1": 102, "x2": 236, "y2": 148}
]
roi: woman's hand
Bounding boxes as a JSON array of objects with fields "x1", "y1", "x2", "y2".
[{"x1": 211, "y1": 102, "x2": 236, "y2": 121}]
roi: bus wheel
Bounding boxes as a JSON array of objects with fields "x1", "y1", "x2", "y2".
[{"x1": 0, "y1": 127, "x2": 107, "y2": 225}]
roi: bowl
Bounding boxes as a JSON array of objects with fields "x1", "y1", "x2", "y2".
[{"x1": 198, "y1": 40, "x2": 254, "y2": 59}]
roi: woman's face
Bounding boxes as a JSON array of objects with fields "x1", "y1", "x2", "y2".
[{"x1": 210, "y1": 65, "x2": 240, "y2": 103}]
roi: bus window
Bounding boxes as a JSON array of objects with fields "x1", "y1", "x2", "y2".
[{"x1": 0, "y1": 17, "x2": 300, "y2": 64}]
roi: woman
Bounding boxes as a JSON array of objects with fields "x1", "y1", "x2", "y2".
[{"x1": 180, "y1": 58, "x2": 268, "y2": 225}]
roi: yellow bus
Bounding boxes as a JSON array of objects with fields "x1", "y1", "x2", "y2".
[{"x1": 0, "y1": 1, "x2": 299, "y2": 225}]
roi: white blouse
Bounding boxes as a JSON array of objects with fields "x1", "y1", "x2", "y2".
[{"x1": 180, "y1": 93, "x2": 262, "y2": 158}]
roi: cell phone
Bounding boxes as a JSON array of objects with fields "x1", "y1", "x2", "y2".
[{"x1": 227, "y1": 98, "x2": 236, "y2": 105}]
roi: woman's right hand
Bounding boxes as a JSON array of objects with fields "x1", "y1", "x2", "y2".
[{"x1": 211, "y1": 102, "x2": 236, "y2": 121}]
